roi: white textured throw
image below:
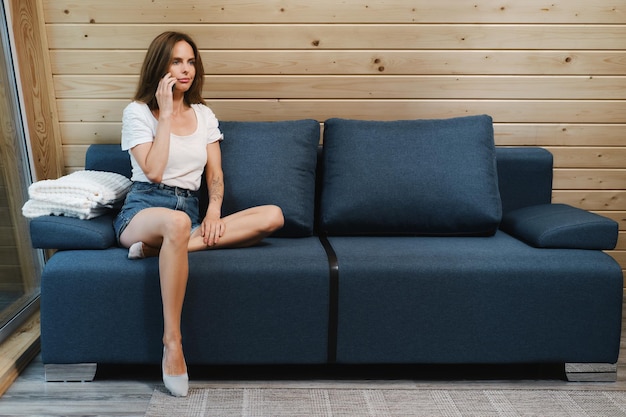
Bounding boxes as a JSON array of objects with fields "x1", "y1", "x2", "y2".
[{"x1": 22, "y1": 170, "x2": 132, "y2": 219}]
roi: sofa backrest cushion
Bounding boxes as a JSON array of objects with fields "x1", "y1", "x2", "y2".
[
  {"x1": 86, "y1": 144, "x2": 132, "y2": 178},
  {"x1": 218, "y1": 119, "x2": 320, "y2": 237},
  {"x1": 319, "y1": 115, "x2": 502, "y2": 236}
]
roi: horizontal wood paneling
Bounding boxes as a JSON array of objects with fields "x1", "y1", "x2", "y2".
[
  {"x1": 546, "y1": 148, "x2": 626, "y2": 169},
  {"x1": 616, "y1": 233, "x2": 626, "y2": 250},
  {"x1": 46, "y1": 24, "x2": 626, "y2": 50},
  {"x1": 43, "y1": 1, "x2": 626, "y2": 24},
  {"x1": 39, "y1": 0, "x2": 626, "y2": 277},
  {"x1": 50, "y1": 50, "x2": 626, "y2": 75},
  {"x1": 53, "y1": 75, "x2": 626, "y2": 100},
  {"x1": 553, "y1": 169, "x2": 626, "y2": 190},
  {"x1": 494, "y1": 124, "x2": 626, "y2": 146},
  {"x1": 56, "y1": 99, "x2": 626, "y2": 123},
  {"x1": 552, "y1": 191, "x2": 626, "y2": 211}
]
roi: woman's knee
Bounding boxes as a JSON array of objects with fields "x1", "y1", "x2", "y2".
[
  {"x1": 263, "y1": 205, "x2": 284, "y2": 233},
  {"x1": 164, "y1": 211, "x2": 193, "y2": 243}
]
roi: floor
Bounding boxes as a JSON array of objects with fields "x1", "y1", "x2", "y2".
[
  {"x1": 1, "y1": 304, "x2": 625, "y2": 416},
  {"x1": 1, "y1": 357, "x2": 626, "y2": 416}
]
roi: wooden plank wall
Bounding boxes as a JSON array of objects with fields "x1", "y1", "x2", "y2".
[{"x1": 36, "y1": 0, "x2": 626, "y2": 277}]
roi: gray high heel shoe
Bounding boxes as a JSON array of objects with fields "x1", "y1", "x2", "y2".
[{"x1": 162, "y1": 347, "x2": 189, "y2": 397}]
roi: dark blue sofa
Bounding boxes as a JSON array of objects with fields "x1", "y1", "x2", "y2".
[{"x1": 30, "y1": 115, "x2": 622, "y2": 383}]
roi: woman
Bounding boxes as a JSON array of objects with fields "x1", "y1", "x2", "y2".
[{"x1": 114, "y1": 31, "x2": 284, "y2": 397}]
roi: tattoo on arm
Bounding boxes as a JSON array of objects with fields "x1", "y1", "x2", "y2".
[{"x1": 209, "y1": 176, "x2": 224, "y2": 203}]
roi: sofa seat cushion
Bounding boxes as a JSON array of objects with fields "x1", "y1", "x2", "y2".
[
  {"x1": 500, "y1": 203, "x2": 619, "y2": 250},
  {"x1": 219, "y1": 120, "x2": 320, "y2": 237},
  {"x1": 327, "y1": 232, "x2": 623, "y2": 364},
  {"x1": 320, "y1": 115, "x2": 502, "y2": 236},
  {"x1": 40, "y1": 237, "x2": 330, "y2": 365}
]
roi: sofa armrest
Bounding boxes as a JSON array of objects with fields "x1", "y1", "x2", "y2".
[
  {"x1": 29, "y1": 213, "x2": 117, "y2": 250},
  {"x1": 500, "y1": 203, "x2": 618, "y2": 250}
]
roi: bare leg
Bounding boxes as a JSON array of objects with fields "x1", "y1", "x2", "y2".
[
  {"x1": 118, "y1": 204, "x2": 283, "y2": 374},
  {"x1": 129, "y1": 205, "x2": 284, "y2": 255},
  {"x1": 189, "y1": 204, "x2": 284, "y2": 251},
  {"x1": 119, "y1": 207, "x2": 191, "y2": 376}
]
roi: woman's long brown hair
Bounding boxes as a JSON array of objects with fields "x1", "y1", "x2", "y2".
[{"x1": 134, "y1": 31, "x2": 205, "y2": 110}]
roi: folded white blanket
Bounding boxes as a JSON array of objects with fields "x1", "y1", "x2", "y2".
[
  {"x1": 22, "y1": 199, "x2": 112, "y2": 220},
  {"x1": 22, "y1": 170, "x2": 132, "y2": 219}
]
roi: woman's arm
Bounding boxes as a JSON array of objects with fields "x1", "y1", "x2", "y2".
[
  {"x1": 130, "y1": 74, "x2": 177, "y2": 183},
  {"x1": 201, "y1": 141, "x2": 225, "y2": 246}
]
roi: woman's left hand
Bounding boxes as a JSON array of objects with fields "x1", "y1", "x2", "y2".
[{"x1": 201, "y1": 215, "x2": 225, "y2": 247}]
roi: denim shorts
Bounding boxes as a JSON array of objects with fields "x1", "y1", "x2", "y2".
[{"x1": 113, "y1": 182, "x2": 200, "y2": 245}]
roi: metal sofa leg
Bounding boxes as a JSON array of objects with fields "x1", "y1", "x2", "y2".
[
  {"x1": 565, "y1": 363, "x2": 617, "y2": 382},
  {"x1": 44, "y1": 363, "x2": 97, "y2": 382}
]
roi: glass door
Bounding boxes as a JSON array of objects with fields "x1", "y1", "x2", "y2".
[{"x1": 0, "y1": 0, "x2": 42, "y2": 343}]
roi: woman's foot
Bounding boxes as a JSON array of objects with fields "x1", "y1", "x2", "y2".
[
  {"x1": 128, "y1": 241, "x2": 145, "y2": 259},
  {"x1": 162, "y1": 346, "x2": 188, "y2": 397},
  {"x1": 128, "y1": 242, "x2": 159, "y2": 259}
]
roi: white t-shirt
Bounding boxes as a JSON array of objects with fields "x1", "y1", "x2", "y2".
[{"x1": 121, "y1": 101, "x2": 223, "y2": 191}]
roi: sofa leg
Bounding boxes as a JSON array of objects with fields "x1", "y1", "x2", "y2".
[
  {"x1": 565, "y1": 363, "x2": 617, "y2": 382},
  {"x1": 44, "y1": 363, "x2": 97, "y2": 382}
]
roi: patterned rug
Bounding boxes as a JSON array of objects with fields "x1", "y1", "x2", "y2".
[{"x1": 145, "y1": 387, "x2": 626, "y2": 416}]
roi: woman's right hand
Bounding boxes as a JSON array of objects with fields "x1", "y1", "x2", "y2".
[
  {"x1": 137, "y1": 73, "x2": 176, "y2": 182},
  {"x1": 155, "y1": 73, "x2": 176, "y2": 117}
]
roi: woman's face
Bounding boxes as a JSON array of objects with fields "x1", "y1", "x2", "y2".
[{"x1": 168, "y1": 40, "x2": 196, "y2": 93}]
